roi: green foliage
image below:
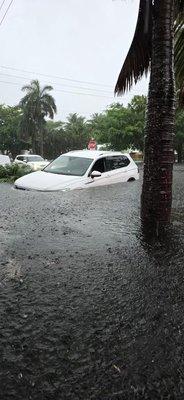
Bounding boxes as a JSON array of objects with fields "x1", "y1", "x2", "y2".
[
  {"x1": 0, "y1": 163, "x2": 32, "y2": 183},
  {"x1": 88, "y1": 96, "x2": 146, "y2": 151},
  {"x1": 0, "y1": 95, "x2": 183, "y2": 162},
  {"x1": 44, "y1": 114, "x2": 89, "y2": 160},
  {"x1": 19, "y1": 80, "x2": 57, "y2": 155},
  {"x1": 64, "y1": 113, "x2": 88, "y2": 150},
  {"x1": 0, "y1": 105, "x2": 27, "y2": 158},
  {"x1": 44, "y1": 121, "x2": 66, "y2": 159}
]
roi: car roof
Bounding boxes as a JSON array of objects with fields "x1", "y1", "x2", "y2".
[
  {"x1": 16, "y1": 154, "x2": 42, "y2": 157},
  {"x1": 65, "y1": 150, "x2": 130, "y2": 160},
  {"x1": 0, "y1": 155, "x2": 10, "y2": 159}
]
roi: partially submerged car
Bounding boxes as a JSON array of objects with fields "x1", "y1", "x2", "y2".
[
  {"x1": 14, "y1": 154, "x2": 49, "y2": 171},
  {"x1": 14, "y1": 150, "x2": 139, "y2": 191},
  {"x1": 0, "y1": 155, "x2": 11, "y2": 166}
]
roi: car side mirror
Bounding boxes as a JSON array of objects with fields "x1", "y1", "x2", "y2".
[{"x1": 91, "y1": 170, "x2": 102, "y2": 179}]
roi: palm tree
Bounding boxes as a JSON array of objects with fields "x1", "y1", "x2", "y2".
[
  {"x1": 19, "y1": 80, "x2": 57, "y2": 156},
  {"x1": 64, "y1": 113, "x2": 87, "y2": 150},
  {"x1": 115, "y1": 0, "x2": 184, "y2": 234}
]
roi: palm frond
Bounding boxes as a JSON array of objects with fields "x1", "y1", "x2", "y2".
[
  {"x1": 175, "y1": 20, "x2": 184, "y2": 82},
  {"x1": 115, "y1": 0, "x2": 152, "y2": 95},
  {"x1": 175, "y1": 14, "x2": 184, "y2": 107},
  {"x1": 41, "y1": 85, "x2": 53, "y2": 96},
  {"x1": 42, "y1": 104, "x2": 54, "y2": 119},
  {"x1": 21, "y1": 79, "x2": 40, "y2": 93},
  {"x1": 175, "y1": 0, "x2": 184, "y2": 19},
  {"x1": 21, "y1": 84, "x2": 32, "y2": 93},
  {"x1": 41, "y1": 93, "x2": 57, "y2": 113}
]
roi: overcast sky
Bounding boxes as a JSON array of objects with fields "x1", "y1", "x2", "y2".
[{"x1": 0, "y1": 0, "x2": 148, "y2": 121}]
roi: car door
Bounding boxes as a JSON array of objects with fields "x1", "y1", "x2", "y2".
[
  {"x1": 105, "y1": 155, "x2": 131, "y2": 184},
  {"x1": 86, "y1": 157, "x2": 110, "y2": 187}
]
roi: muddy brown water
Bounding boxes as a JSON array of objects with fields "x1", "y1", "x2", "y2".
[{"x1": 0, "y1": 165, "x2": 184, "y2": 400}]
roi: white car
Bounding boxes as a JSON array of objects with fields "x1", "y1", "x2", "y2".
[
  {"x1": 14, "y1": 150, "x2": 139, "y2": 191},
  {"x1": 0, "y1": 155, "x2": 11, "y2": 166},
  {"x1": 14, "y1": 154, "x2": 49, "y2": 171}
]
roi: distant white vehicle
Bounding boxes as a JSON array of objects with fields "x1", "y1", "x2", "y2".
[
  {"x1": 0, "y1": 155, "x2": 11, "y2": 166},
  {"x1": 14, "y1": 150, "x2": 139, "y2": 192},
  {"x1": 14, "y1": 154, "x2": 49, "y2": 171},
  {"x1": 97, "y1": 144, "x2": 110, "y2": 151}
]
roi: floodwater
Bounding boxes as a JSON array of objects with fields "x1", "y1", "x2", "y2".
[{"x1": 0, "y1": 165, "x2": 184, "y2": 399}]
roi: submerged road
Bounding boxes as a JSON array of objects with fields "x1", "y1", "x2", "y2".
[{"x1": 0, "y1": 165, "x2": 184, "y2": 399}]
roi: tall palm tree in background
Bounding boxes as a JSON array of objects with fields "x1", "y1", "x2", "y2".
[
  {"x1": 19, "y1": 80, "x2": 57, "y2": 156},
  {"x1": 115, "y1": 0, "x2": 184, "y2": 234},
  {"x1": 64, "y1": 113, "x2": 88, "y2": 150}
]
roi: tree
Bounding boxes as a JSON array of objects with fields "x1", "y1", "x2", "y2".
[
  {"x1": 44, "y1": 120, "x2": 66, "y2": 159},
  {"x1": 88, "y1": 97, "x2": 146, "y2": 151},
  {"x1": 115, "y1": 0, "x2": 184, "y2": 233},
  {"x1": 0, "y1": 105, "x2": 26, "y2": 158},
  {"x1": 19, "y1": 80, "x2": 57, "y2": 156},
  {"x1": 127, "y1": 96, "x2": 146, "y2": 151},
  {"x1": 64, "y1": 113, "x2": 88, "y2": 150},
  {"x1": 87, "y1": 112, "x2": 107, "y2": 144}
]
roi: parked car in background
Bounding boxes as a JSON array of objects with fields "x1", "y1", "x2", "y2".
[
  {"x1": 14, "y1": 154, "x2": 49, "y2": 171},
  {"x1": 0, "y1": 155, "x2": 11, "y2": 166},
  {"x1": 14, "y1": 150, "x2": 139, "y2": 192}
]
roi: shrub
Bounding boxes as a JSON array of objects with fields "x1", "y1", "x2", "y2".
[{"x1": 0, "y1": 164, "x2": 32, "y2": 182}]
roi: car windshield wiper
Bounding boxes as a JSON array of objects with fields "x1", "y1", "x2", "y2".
[{"x1": 43, "y1": 170, "x2": 66, "y2": 175}]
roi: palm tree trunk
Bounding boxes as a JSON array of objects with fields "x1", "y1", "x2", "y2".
[
  {"x1": 40, "y1": 122, "x2": 46, "y2": 157},
  {"x1": 40, "y1": 131, "x2": 44, "y2": 158},
  {"x1": 32, "y1": 132, "x2": 36, "y2": 154},
  {"x1": 177, "y1": 144, "x2": 183, "y2": 163},
  {"x1": 141, "y1": 0, "x2": 175, "y2": 234}
]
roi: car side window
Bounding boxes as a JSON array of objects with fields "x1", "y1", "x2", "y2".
[
  {"x1": 90, "y1": 158, "x2": 105, "y2": 174},
  {"x1": 17, "y1": 156, "x2": 24, "y2": 161},
  {"x1": 105, "y1": 156, "x2": 130, "y2": 171}
]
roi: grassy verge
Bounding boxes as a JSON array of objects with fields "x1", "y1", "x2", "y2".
[{"x1": 0, "y1": 164, "x2": 32, "y2": 183}]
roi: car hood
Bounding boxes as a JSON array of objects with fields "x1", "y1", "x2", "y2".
[{"x1": 14, "y1": 171, "x2": 84, "y2": 191}]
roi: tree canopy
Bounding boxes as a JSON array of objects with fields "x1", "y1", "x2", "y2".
[
  {"x1": 19, "y1": 80, "x2": 57, "y2": 155},
  {"x1": 0, "y1": 95, "x2": 183, "y2": 162}
]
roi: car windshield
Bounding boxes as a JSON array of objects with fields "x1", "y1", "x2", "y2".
[
  {"x1": 27, "y1": 156, "x2": 44, "y2": 162},
  {"x1": 44, "y1": 155, "x2": 92, "y2": 176}
]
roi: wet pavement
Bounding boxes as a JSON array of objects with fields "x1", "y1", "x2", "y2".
[{"x1": 0, "y1": 165, "x2": 184, "y2": 400}]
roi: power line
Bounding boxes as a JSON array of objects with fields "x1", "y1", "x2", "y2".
[
  {"x1": 0, "y1": 0, "x2": 14, "y2": 27},
  {"x1": 0, "y1": 64, "x2": 113, "y2": 89},
  {"x1": 0, "y1": 0, "x2": 6, "y2": 12},
  {"x1": 0, "y1": 78, "x2": 147, "y2": 101},
  {"x1": 0, "y1": 71, "x2": 113, "y2": 95},
  {"x1": 0, "y1": 79, "x2": 115, "y2": 99}
]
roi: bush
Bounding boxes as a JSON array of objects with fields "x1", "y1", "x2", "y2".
[{"x1": 0, "y1": 164, "x2": 32, "y2": 182}]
